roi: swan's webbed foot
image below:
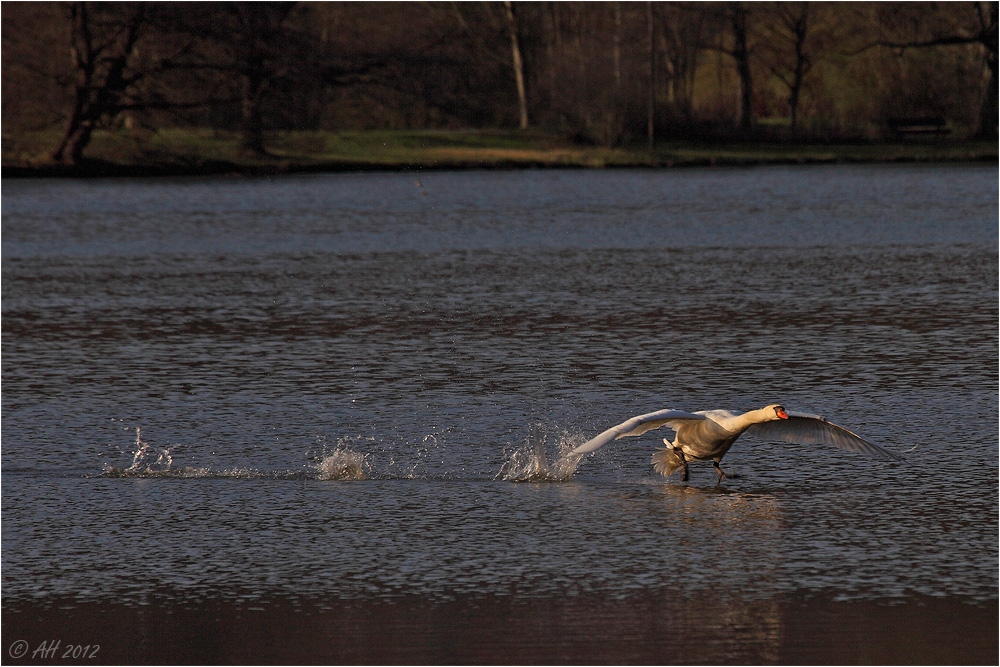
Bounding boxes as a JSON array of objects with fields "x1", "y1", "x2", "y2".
[
  {"x1": 675, "y1": 448, "x2": 689, "y2": 482},
  {"x1": 713, "y1": 460, "x2": 736, "y2": 485}
]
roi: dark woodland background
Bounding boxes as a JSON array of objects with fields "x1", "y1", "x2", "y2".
[{"x1": 2, "y1": 1, "x2": 997, "y2": 167}]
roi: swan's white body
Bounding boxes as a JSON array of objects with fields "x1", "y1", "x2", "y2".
[{"x1": 571, "y1": 404, "x2": 903, "y2": 482}]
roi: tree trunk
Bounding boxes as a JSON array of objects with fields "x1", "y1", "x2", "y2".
[
  {"x1": 976, "y1": 0, "x2": 998, "y2": 137},
  {"x1": 239, "y1": 71, "x2": 267, "y2": 155},
  {"x1": 52, "y1": 2, "x2": 94, "y2": 165},
  {"x1": 53, "y1": 119, "x2": 96, "y2": 166},
  {"x1": 50, "y1": 2, "x2": 145, "y2": 166},
  {"x1": 613, "y1": 2, "x2": 622, "y2": 91},
  {"x1": 788, "y1": 87, "x2": 800, "y2": 137},
  {"x1": 52, "y1": 93, "x2": 87, "y2": 165},
  {"x1": 647, "y1": 1, "x2": 656, "y2": 147},
  {"x1": 787, "y1": 45, "x2": 804, "y2": 137},
  {"x1": 503, "y1": 1, "x2": 529, "y2": 129},
  {"x1": 788, "y1": 5, "x2": 809, "y2": 138},
  {"x1": 730, "y1": 4, "x2": 754, "y2": 133},
  {"x1": 976, "y1": 44, "x2": 998, "y2": 137}
]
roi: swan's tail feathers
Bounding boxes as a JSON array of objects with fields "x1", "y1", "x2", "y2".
[{"x1": 651, "y1": 442, "x2": 684, "y2": 478}]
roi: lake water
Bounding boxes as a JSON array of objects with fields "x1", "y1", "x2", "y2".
[{"x1": 2, "y1": 165, "x2": 997, "y2": 664}]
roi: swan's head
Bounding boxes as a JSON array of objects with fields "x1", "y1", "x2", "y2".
[{"x1": 765, "y1": 404, "x2": 789, "y2": 420}]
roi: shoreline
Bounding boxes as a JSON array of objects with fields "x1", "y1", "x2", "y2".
[
  {"x1": 4, "y1": 130, "x2": 995, "y2": 179},
  {"x1": 4, "y1": 153, "x2": 995, "y2": 180}
]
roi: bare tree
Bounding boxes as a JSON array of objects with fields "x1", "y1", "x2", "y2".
[
  {"x1": 46, "y1": 2, "x2": 225, "y2": 166},
  {"x1": 450, "y1": 2, "x2": 530, "y2": 129},
  {"x1": 50, "y1": 3, "x2": 147, "y2": 165},
  {"x1": 728, "y1": 2, "x2": 756, "y2": 132},
  {"x1": 761, "y1": 2, "x2": 817, "y2": 136},
  {"x1": 503, "y1": 1, "x2": 529, "y2": 128},
  {"x1": 701, "y1": 2, "x2": 759, "y2": 134},
  {"x1": 613, "y1": 2, "x2": 623, "y2": 91},
  {"x1": 657, "y1": 4, "x2": 705, "y2": 124},
  {"x1": 4, "y1": 0, "x2": 996, "y2": 161},
  {"x1": 872, "y1": 1, "x2": 997, "y2": 137},
  {"x1": 188, "y1": 3, "x2": 301, "y2": 155},
  {"x1": 52, "y1": 2, "x2": 145, "y2": 165},
  {"x1": 647, "y1": 1, "x2": 656, "y2": 146}
]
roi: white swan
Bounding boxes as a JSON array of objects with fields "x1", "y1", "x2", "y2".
[{"x1": 570, "y1": 404, "x2": 904, "y2": 483}]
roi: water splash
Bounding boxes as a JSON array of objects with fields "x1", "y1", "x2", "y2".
[
  {"x1": 314, "y1": 447, "x2": 369, "y2": 480},
  {"x1": 498, "y1": 426, "x2": 585, "y2": 482},
  {"x1": 99, "y1": 426, "x2": 586, "y2": 482},
  {"x1": 101, "y1": 428, "x2": 178, "y2": 476},
  {"x1": 127, "y1": 428, "x2": 167, "y2": 471},
  {"x1": 101, "y1": 427, "x2": 286, "y2": 479},
  {"x1": 101, "y1": 465, "x2": 213, "y2": 479},
  {"x1": 99, "y1": 428, "x2": 378, "y2": 480}
]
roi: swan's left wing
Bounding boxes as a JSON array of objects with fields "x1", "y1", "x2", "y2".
[
  {"x1": 570, "y1": 409, "x2": 706, "y2": 455},
  {"x1": 746, "y1": 411, "x2": 904, "y2": 461}
]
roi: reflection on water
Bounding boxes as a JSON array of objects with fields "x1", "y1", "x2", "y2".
[
  {"x1": 2, "y1": 166, "x2": 996, "y2": 662},
  {"x1": 3, "y1": 590, "x2": 995, "y2": 664}
]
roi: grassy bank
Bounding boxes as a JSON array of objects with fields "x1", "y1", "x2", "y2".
[{"x1": 3, "y1": 127, "x2": 996, "y2": 177}]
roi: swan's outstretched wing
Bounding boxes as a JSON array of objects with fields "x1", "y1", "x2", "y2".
[
  {"x1": 747, "y1": 411, "x2": 904, "y2": 461},
  {"x1": 571, "y1": 410, "x2": 706, "y2": 455}
]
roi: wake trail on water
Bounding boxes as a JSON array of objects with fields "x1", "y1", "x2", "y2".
[
  {"x1": 99, "y1": 428, "x2": 371, "y2": 480},
  {"x1": 98, "y1": 426, "x2": 589, "y2": 482}
]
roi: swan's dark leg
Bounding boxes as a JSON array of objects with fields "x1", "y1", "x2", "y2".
[
  {"x1": 675, "y1": 448, "x2": 689, "y2": 482},
  {"x1": 713, "y1": 459, "x2": 737, "y2": 485},
  {"x1": 713, "y1": 460, "x2": 730, "y2": 485}
]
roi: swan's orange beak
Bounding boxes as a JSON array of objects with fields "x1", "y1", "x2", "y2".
[{"x1": 776, "y1": 407, "x2": 789, "y2": 419}]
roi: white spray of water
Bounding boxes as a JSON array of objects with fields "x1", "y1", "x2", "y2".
[
  {"x1": 313, "y1": 442, "x2": 370, "y2": 480},
  {"x1": 498, "y1": 425, "x2": 585, "y2": 482},
  {"x1": 103, "y1": 426, "x2": 588, "y2": 482},
  {"x1": 103, "y1": 427, "x2": 373, "y2": 480},
  {"x1": 112, "y1": 427, "x2": 175, "y2": 475}
]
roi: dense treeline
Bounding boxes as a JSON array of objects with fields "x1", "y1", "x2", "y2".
[{"x1": 3, "y1": 1, "x2": 996, "y2": 165}]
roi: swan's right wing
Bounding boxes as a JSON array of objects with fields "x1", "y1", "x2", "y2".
[
  {"x1": 570, "y1": 410, "x2": 706, "y2": 455},
  {"x1": 746, "y1": 411, "x2": 904, "y2": 461}
]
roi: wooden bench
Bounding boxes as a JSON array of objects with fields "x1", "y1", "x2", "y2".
[{"x1": 886, "y1": 117, "x2": 951, "y2": 138}]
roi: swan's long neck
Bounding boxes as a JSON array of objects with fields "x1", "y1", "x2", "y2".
[{"x1": 727, "y1": 407, "x2": 776, "y2": 433}]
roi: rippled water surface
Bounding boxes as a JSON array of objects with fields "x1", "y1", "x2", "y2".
[{"x1": 3, "y1": 166, "x2": 997, "y2": 662}]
